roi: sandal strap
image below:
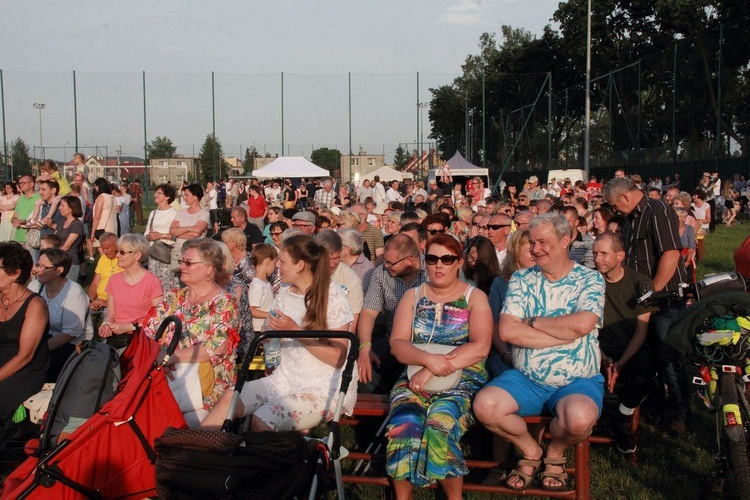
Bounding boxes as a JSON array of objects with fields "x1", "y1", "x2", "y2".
[
  {"x1": 543, "y1": 457, "x2": 567, "y2": 466},
  {"x1": 517, "y1": 458, "x2": 543, "y2": 468},
  {"x1": 540, "y1": 470, "x2": 569, "y2": 480}
]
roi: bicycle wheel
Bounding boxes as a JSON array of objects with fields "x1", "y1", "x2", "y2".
[{"x1": 720, "y1": 372, "x2": 750, "y2": 500}]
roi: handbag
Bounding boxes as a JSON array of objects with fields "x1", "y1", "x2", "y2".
[
  {"x1": 167, "y1": 363, "x2": 205, "y2": 413},
  {"x1": 25, "y1": 228, "x2": 41, "y2": 249},
  {"x1": 146, "y1": 210, "x2": 173, "y2": 264},
  {"x1": 405, "y1": 284, "x2": 465, "y2": 394}
]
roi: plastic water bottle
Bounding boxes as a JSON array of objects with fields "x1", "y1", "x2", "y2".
[{"x1": 263, "y1": 338, "x2": 281, "y2": 370}]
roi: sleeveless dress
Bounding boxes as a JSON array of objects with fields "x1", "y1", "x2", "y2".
[
  {"x1": 0, "y1": 194, "x2": 18, "y2": 242},
  {"x1": 95, "y1": 193, "x2": 118, "y2": 236},
  {"x1": 386, "y1": 285, "x2": 487, "y2": 487},
  {"x1": 0, "y1": 294, "x2": 49, "y2": 426}
]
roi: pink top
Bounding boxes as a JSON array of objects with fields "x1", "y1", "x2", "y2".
[{"x1": 105, "y1": 271, "x2": 163, "y2": 324}]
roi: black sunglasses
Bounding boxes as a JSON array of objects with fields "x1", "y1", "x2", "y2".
[
  {"x1": 425, "y1": 254, "x2": 459, "y2": 266},
  {"x1": 426, "y1": 229, "x2": 446, "y2": 235},
  {"x1": 488, "y1": 224, "x2": 511, "y2": 230}
]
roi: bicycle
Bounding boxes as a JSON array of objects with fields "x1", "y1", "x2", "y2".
[{"x1": 640, "y1": 272, "x2": 750, "y2": 499}]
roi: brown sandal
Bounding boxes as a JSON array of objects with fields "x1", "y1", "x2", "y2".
[
  {"x1": 540, "y1": 456, "x2": 569, "y2": 491},
  {"x1": 505, "y1": 457, "x2": 542, "y2": 491}
]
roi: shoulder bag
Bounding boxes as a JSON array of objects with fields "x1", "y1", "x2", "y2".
[{"x1": 146, "y1": 210, "x2": 173, "y2": 264}]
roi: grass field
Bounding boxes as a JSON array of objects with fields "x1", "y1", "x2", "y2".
[{"x1": 339, "y1": 222, "x2": 750, "y2": 500}]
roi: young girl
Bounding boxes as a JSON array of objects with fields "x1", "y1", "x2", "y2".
[
  {"x1": 34, "y1": 160, "x2": 70, "y2": 227},
  {"x1": 201, "y1": 234, "x2": 356, "y2": 432},
  {"x1": 248, "y1": 243, "x2": 277, "y2": 334}
]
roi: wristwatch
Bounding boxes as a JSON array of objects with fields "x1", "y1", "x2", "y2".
[{"x1": 527, "y1": 317, "x2": 538, "y2": 329}]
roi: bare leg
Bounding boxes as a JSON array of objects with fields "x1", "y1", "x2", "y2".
[
  {"x1": 200, "y1": 389, "x2": 243, "y2": 430},
  {"x1": 438, "y1": 477, "x2": 464, "y2": 500},
  {"x1": 251, "y1": 415, "x2": 273, "y2": 432},
  {"x1": 392, "y1": 479, "x2": 414, "y2": 500},
  {"x1": 473, "y1": 386, "x2": 543, "y2": 489},
  {"x1": 543, "y1": 394, "x2": 599, "y2": 488}
]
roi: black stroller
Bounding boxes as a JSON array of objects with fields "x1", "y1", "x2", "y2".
[{"x1": 154, "y1": 330, "x2": 358, "y2": 499}]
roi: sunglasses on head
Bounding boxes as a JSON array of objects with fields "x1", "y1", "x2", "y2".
[
  {"x1": 424, "y1": 254, "x2": 459, "y2": 266},
  {"x1": 426, "y1": 229, "x2": 445, "y2": 235}
]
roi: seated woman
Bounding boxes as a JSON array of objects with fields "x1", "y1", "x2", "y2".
[
  {"x1": 386, "y1": 233, "x2": 492, "y2": 499},
  {"x1": 53, "y1": 196, "x2": 85, "y2": 283},
  {"x1": 0, "y1": 242, "x2": 49, "y2": 444},
  {"x1": 202, "y1": 234, "x2": 357, "y2": 433},
  {"x1": 98, "y1": 234, "x2": 163, "y2": 349},
  {"x1": 31, "y1": 248, "x2": 92, "y2": 382},
  {"x1": 143, "y1": 238, "x2": 239, "y2": 426},
  {"x1": 215, "y1": 240, "x2": 253, "y2": 362},
  {"x1": 460, "y1": 235, "x2": 500, "y2": 295}
]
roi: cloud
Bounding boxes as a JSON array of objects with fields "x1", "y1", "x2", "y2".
[{"x1": 438, "y1": 0, "x2": 484, "y2": 27}]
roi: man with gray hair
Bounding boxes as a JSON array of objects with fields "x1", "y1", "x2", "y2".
[
  {"x1": 338, "y1": 228, "x2": 374, "y2": 284},
  {"x1": 474, "y1": 213, "x2": 605, "y2": 491},
  {"x1": 313, "y1": 179, "x2": 335, "y2": 208},
  {"x1": 603, "y1": 176, "x2": 690, "y2": 434},
  {"x1": 316, "y1": 229, "x2": 363, "y2": 333}
]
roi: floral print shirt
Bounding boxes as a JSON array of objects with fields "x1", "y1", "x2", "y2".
[{"x1": 145, "y1": 287, "x2": 239, "y2": 410}]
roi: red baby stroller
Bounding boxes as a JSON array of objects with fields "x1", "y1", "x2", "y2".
[
  {"x1": 1, "y1": 316, "x2": 187, "y2": 499},
  {"x1": 154, "y1": 330, "x2": 359, "y2": 500}
]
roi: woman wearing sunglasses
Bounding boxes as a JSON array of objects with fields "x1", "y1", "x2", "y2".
[
  {"x1": 98, "y1": 234, "x2": 163, "y2": 349},
  {"x1": 386, "y1": 233, "x2": 492, "y2": 499},
  {"x1": 144, "y1": 238, "x2": 239, "y2": 426}
]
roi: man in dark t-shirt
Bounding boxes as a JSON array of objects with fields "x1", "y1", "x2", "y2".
[
  {"x1": 427, "y1": 179, "x2": 443, "y2": 202},
  {"x1": 594, "y1": 232, "x2": 658, "y2": 454},
  {"x1": 229, "y1": 207, "x2": 264, "y2": 246}
]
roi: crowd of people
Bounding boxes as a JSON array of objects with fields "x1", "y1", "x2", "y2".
[{"x1": 0, "y1": 156, "x2": 748, "y2": 498}]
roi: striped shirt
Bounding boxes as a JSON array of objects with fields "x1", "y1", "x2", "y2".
[{"x1": 622, "y1": 195, "x2": 688, "y2": 292}]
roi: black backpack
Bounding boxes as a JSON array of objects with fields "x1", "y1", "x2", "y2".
[{"x1": 40, "y1": 340, "x2": 120, "y2": 450}]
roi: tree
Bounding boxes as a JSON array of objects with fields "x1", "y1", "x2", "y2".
[
  {"x1": 198, "y1": 134, "x2": 229, "y2": 183},
  {"x1": 243, "y1": 146, "x2": 259, "y2": 173},
  {"x1": 10, "y1": 138, "x2": 32, "y2": 178},
  {"x1": 393, "y1": 144, "x2": 409, "y2": 169},
  {"x1": 147, "y1": 136, "x2": 177, "y2": 160},
  {"x1": 311, "y1": 147, "x2": 341, "y2": 171}
]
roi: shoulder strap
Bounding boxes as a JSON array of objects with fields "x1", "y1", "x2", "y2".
[
  {"x1": 465, "y1": 285, "x2": 475, "y2": 301},
  {"x1": 146, "y1": 209, "x2": 156, "y2": 233},
  {"x1": 411, "y1": 284, "x2": 426, "y2": 343}
]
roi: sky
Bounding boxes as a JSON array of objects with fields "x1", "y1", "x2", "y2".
[{"x1": 0, "y1": 0, "x2": 562, "y2": 163}]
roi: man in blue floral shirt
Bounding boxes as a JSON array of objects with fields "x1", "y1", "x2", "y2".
[{"x1": 474, "y1": 213, "x2": 605, "y2": 492}]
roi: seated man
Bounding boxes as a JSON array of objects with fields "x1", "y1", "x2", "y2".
[
  {"x1": 474, "y1": 213, "x2": 605, "y2": 491},
  {"x1": 593, "y1": 232, "x2": 657, "y2": 454}
]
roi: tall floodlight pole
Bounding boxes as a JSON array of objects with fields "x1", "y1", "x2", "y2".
[
  {"x1": 583, "y1": 0, "x2": 592, "y2": 176},
  {"x1": 418, "y1": 102, "x2": 428, "y2": 179},
  {"x1": 33, "y1": 103, "x2": 46, "y2": 160}
]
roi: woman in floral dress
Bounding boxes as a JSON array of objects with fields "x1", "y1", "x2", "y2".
[{"x1": 144, "y1": 238, "x2": 239, "y2": 424}]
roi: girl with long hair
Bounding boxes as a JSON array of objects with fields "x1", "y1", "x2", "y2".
[
  {"x1": 461, "y1": 236, "x2": 501, "y2": 295},
  {"x1": 202, "y1": 234, "x2": 356, "y2": 432}
]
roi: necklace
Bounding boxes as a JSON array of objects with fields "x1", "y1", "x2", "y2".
[
  {"x1": 187, "y1": 285, "x2": 216, "y2": 306},
  {"x1": 2, "y1": 289, "x2": 28, "y2": 311}
]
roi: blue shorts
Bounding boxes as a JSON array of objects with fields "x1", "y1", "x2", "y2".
[{"x1": 485, "y1": 369, "x2": 604, "y2": 417}]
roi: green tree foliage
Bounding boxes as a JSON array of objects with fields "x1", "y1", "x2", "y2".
[
  {"x1": 428, "y1": 0, "x2": 750, "y2": 175},
  {"x1": 198, "y1": 134, "x2": 229, "y2": 183},
  {"x1": 393, "y1": 145, "x2": 409, "y2": 169},
  {"x1": 243, "y1": 146, "x2": 259, "y2": 173},
  {"x1": 10, "y1": 138, "x2": 32, "y2": 178},
  {"x1": 147, "y1": 136, "x2": 177, "y2": 160},
  {"x1": 311, "y1": 147, "x2": 341, "y2": 171}
]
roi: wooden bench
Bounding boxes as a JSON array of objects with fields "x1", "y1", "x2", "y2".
[{"x1": 341, "y1": 394, "x2": 593, "y2": 499}]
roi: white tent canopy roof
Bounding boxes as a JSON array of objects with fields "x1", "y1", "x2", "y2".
[
  {"x1": 361, "y1": 166, "x2": 405, "y2": 182},
  {"x1": 251, "y1": 156, "x2": 330, "y2": 179}
]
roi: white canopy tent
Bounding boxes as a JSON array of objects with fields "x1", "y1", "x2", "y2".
[
  {"x1": 360, "y1": 166, "x2": 406, "y2": 182},
  {"x1": 251, "y1": 156, "x2": 330, "y2": 179}
]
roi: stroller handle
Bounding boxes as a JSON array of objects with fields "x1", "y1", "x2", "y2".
[
  {"x1": 222, "y1": 330, "x2": 359, "y2": 433},
  {"x1": 153, "y1": 315, "x2": 183, "y2": 366}
]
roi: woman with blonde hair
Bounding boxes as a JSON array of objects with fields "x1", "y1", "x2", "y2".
[
  {"x1": 201, "y1": 234, "x2": 356, "y2": 432},
  {"x1": 144, "y1": 238, "x2": 239, "y2": 425},
  {"x1": 215, "y1": 240, "x2": 253, "y2": 361},
  {"x1": 221, "y1": 227, "x2": 255, "y2": 285},
  {"x1": 336, "y1": 209, "x2": 360, "y2": 230}
]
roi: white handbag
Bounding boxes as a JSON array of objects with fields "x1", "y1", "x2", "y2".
[{"x1": 167, "y1": 363, "x2": 204, "y2": 413}]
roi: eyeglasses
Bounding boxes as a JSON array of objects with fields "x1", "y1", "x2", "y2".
[
  {"x1": 270, "y1": 231, "x2": 283, "y2": 236},
  {"x1": 34, "y1": 263, "x2": 56, "y2": 270},
  {"x1": 384, "y1": 255, "x2": 411, "y2": 268},
  {"x1": 178, "y1": 259, "x2": 204, "y2": 267},
  {"x1": 292, "y1": 223, "x2": 313, "y2": 228},
  {"x1": 488, "y1": 224, "x2": 511, "y2": 230},
  {"x1": 424, "y1": 254, "x2": 459, "y2": 266},
  {"x1": 117, "y1": 250, "x2": 134, "y2": 256},
  {"x1": 426, "y1": 229, "x2": 445, "y2": 235},
  {"x1": 477, "y1": 225, "x2": 488, "y2": 230}
]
